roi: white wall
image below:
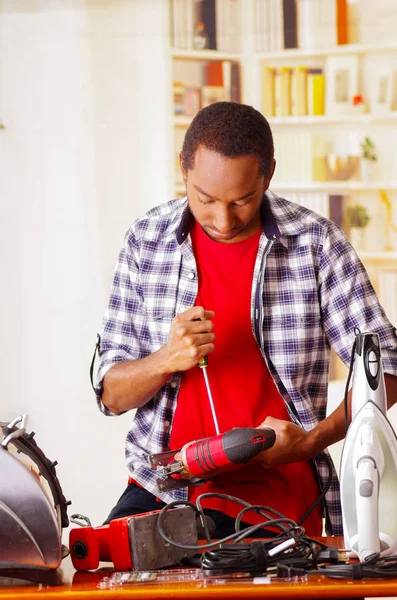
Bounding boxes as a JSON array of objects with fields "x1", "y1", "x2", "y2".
[{"x1": 0, "y1": 0, "x2": 171, "y2": 536}]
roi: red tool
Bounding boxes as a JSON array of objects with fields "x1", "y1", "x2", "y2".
[
  {"x1": 69, "y1": 506, "x2": 198, "y2": 571},
  {"x1": 149, "y1": 426, "x2": 276, "y2": 492}
]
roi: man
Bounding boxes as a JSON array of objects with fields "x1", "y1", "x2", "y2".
[{"x1": 94, "y1": 102, "x2": 397, "y2": 537}]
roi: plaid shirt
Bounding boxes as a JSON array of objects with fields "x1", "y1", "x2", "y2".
[{"x1": 95, "y1": 192, "x2": 397, "y2": 535}]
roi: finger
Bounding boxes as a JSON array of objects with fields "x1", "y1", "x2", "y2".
[{"x1": 180, "y1": 306, "x2": 215, "y2": 321}]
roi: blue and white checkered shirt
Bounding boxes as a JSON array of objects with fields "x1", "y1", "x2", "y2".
[{"x1": 95, "y1": 192, "x2": 397, "y2": 535}]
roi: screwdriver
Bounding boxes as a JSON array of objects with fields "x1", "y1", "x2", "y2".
[{"x1": 198, "y1": 355, "x2": 220, "y2": 435}]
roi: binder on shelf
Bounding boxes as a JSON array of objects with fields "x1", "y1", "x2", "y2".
[
  {"x1": 173, "y1": 81, "x2": 186, "y2": 115},
  {"x1": 205, "y1": 61, "x2": 224, "y2": 86},
  {"x1": 184, "y1": 87, "x2": 202, "y2": 116},
  {"x1": 297, "y1": 0, "x2": 337, "y2": 49},
  {"x1": 329, "y1": 195, "x2": 344, "y2": 228},
  {"x1": 255, "y1": 0, "x2": 271, "y2": 52},
  {"x1": 202, "y1": 85, "x2": 226, "y2": 107},
  {"x1": 230, "y1": 62, "x2": 241, "y2": 103},
  {"x1": 270, "y1": 0, "x2": 284, "y2": 51},
  {"x1": 336, "y1": 0, "x2": 348, "y2": 45},
  {"x1": 282, "y1": 0, "x2": 298, "y2": 49},
  {"x1": 263, "y1": 65, "x2": 276, "y2": 117},
  {"x1": 275, "y1": 67, "x2": 292, "y2": 117},
  {"x1": 307, "y1": 69, "x2": 325, "y2": 116},
  {"x1": 205, "y1": 60, "x2": 232, "y2": 101},
  {"x1": 216, "y1": 0, "x2": 240, "y2": 52},
  {"x1": 171, "y1": 0, "x2": 189, "y2": 49},
  {"x1": 291, "y1": 66, "x2": 308, "y2": 116},
  {"x1": 200, "y1": 0, "x2": 217, "y2": 50}
]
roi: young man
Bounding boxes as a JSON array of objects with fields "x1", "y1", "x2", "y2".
[{"x1": 94, "y1": 102, "x2": 397, "y2": 537}]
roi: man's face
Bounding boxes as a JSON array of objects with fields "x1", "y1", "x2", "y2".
[{"x1": 181, "y1": 145, "x2": 274, "y2": 244}]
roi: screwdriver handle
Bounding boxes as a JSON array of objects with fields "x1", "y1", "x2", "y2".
[
  {"x1": 193, "y1": 317, "x2": 209, "y2": 368},
  {"x1": 198, "y1": 356, "x2": 208, "y2": 368}
]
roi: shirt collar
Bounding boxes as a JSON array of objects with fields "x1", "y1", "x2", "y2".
[{"x1": 174, "y1": 191, "x2": 307, "y2": 245}]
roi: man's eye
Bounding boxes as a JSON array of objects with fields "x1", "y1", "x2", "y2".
[{"x1": 198, "y1": 196, "x2": 214, "y2": 205}]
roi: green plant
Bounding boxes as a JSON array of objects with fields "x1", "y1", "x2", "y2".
[
  {"x1": 360, "y1": 136, "x2": 377, "y2": 162},
  {"x1": 343, "y1": 204, "x2": 371, "y2": 229}
]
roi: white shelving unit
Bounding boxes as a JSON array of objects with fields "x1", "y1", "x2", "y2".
[
  {"x1": 168, "y1": 2, "x2": 397, "y2": 382},
  {"x1": 256, "y1": 41, "x2": 397, "y2": 61}
]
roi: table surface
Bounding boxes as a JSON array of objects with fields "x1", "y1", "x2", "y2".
[{"x1": 1, "y1": 538, "x2": 397, "y2": 599}]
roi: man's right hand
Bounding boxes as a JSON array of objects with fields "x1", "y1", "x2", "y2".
[
  {"x1": 102, "y1": 306, "x2": 215, "y2": 413},
  {"x1": 161, "y1": 306, "x2": 215, "y2": 374}
]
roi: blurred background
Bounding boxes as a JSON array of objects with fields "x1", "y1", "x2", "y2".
[{"x1": 1, "y1": 0, "x2": 396, "y2": 539}]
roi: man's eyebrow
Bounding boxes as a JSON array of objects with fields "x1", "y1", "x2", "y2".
[{"x1": 193, "y1": 184, "x2": 256, "y2": 202}]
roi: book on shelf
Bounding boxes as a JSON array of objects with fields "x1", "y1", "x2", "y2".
[
  {"x1": 274, "y1": 67, "x2": 292, "y2": 116},
  {"x1": 205, "y1": 60, "x2": 236, "y2": 101},
  {"x1": 263, "y1": 64, "x2": 325, "y2": 117},
  {"x1": 216, "y1": 0, "x2": 241, "y2": 52},
  {"x1": 291, "y1": 66, "x2": 308, "y2": 116},
  {"x1": 255, "y1": 0, "x2": 347, "y2": 52},
  {"x1": 173, "y1": 81, "x2": 186, "y2": 115},
  {"x1": 202, "y1": 85, "x2": 226, "y2": 107},
  {"x1": 262, "y1": 65, "x2": 276, "y2": 116},
  {"x1": 171, "y1": 0, "x2": 240, "y2": 51},
  {"x1": 307, "y1": 69, "x2": 325, "y2": 116},
  {"x1": 298, "y1": 0, "x2": 348, "y2": 50},
  {"x1": 359, "y1": 0, "x2": 397, "y2": 45},
  {"x1": 282, "y1": 0, "x2": 298, "y2": 49},
  {"x1": 230, "y1": 61, "x2": 241, "y2": 102},
  {"x1": 271, "y1": 132, "x2": 327, "y2": 184},
  {"x1": 184, "y1": 87, "x2": 202, "y2": 116}
]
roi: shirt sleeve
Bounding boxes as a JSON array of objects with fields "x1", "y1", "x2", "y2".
[
  {"x1": 318, "y1": 221, "x2": 397, "y2": 375},
  {"x1": 94, "y1": 228, "x2": 151, "y2": 415}
]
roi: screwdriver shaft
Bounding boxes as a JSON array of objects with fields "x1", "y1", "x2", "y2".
[{"x1": 201, "y1": 366, "x2": 220, "y2": 435}]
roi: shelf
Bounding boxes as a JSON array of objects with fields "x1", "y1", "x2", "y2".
[
  {"x1": 171, "y1": 48, "x2": 241, "y2": 62},
  {"x1": 257, "y1": 41, "x2": 397, "y2": 61},
  {"x1": 268, "y1": 114, "x2": 397, "y2": 126},
  {"x1": 271, "y1": 182, "x2": 397, "y2": 192},
  {"x1": 174, "y1": 115, "x2": 193, "y2": 128},
  {"x1": 357, "y1": 251, "x2": 397, "y2": 261}
]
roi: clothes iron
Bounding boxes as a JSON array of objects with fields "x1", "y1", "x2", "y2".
[
  {"x1": 0, "y1": 414, "x2": 70, "y2": 585},
  {"x1": 340, "y1": 332, "x2": 397, "y2": 562}
]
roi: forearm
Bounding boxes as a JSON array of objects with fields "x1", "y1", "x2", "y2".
[
  {"x1": 308, "y1": 373, "x2": 397, "y2": 456},
  {"x1": 102, "y1": 346, "x2": 174, "y2": 414}
]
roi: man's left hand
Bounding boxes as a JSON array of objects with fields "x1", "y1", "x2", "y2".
[{"x1": 257, "y1": 416, "x2": 318, "y2": 466}]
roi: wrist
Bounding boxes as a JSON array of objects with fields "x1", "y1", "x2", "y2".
[
  {"x1": 153, "y1": 345, "x2": 176, "y2": 378},
  {"x1": 304, "y1": 425, "x2": 324, "y2": 459}
]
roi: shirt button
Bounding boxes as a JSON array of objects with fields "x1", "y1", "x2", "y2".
[
  {"x1": 164, "y1": 420, "x2": 171, "y2": 428},
  {"x1": 187, "y1": 272, "x2": 195, "y2": 280},
  {"x1": 170, "y1": 381, "x2": 177, "y2": 388}
]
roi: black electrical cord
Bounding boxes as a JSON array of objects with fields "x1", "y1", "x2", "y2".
[
  {"x1": 157, "y1": 446, "x2": 335, "y2": 552},
  {"x1": 343, "y1": 333, "x2": 358, "y2": 432},
  {"x1": 316, "y1": 553, "x2": 397, "y2": 579},
  {"x1": 157, "y1": 496, "x2": 310, "y2": 551}
]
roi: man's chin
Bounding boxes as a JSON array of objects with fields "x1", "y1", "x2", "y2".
[{"x1": 203, "y1": 227, "x2": 242, "y2": 242}]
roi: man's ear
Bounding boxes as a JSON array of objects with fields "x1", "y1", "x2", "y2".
[
  {"x1": 264, "y1": 159, "x2": 276, "y2": 190},
  {"x1": 179, "y1": 152, "x2": 187, "y2": 185}
]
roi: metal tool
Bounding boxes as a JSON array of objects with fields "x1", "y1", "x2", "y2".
[
  {"x1": 198, "y1": 355, "x2": 220, "y2": 434},
  {"x1": 149, "y1": 426, "x2": 276, "y2": 492},
  {"x1": 0, "y1": 414, "x2": 70, "y2": 585}
]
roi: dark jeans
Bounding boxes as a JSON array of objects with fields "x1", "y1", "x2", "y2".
[{"x1": 104, "y1": 482, "x2": 276, "y2": 539}]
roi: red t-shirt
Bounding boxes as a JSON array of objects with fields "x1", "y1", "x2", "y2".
[{"x1": 170, "y1": 220, "x2": 322, "y2": 536}]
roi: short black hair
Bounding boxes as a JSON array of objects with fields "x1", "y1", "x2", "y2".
[{"x1": 181, "y1": 102, "x2": 274, "y2": 177}]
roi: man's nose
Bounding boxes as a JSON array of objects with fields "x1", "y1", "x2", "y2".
[{"x1": 213, "y1": 208, "x2": 234, "y2": 232}]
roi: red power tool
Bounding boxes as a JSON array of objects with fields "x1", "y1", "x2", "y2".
[
  {"x1": 69, "y1": 506, "x2": 198, "y2": 571},
  {"x1": 149, "y1": 426, "x2": 276, "y2": 492}
]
